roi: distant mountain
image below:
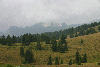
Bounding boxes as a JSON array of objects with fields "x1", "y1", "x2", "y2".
[
  {"x1": 7, "y1": 22, "x2": 69, "y2": 36},
  {"x1": 87, "y1": 19, "x2": 100, "y2": 24},
  {"x1": 2, "y1": 19, "x2": 100, "y2": 36}
]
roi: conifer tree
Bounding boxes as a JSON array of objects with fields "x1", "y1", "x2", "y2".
[
  {"x1": 25, "y1": 49, "x2": 34, "y2": 63},
  {"x1": 75, "y1": 32, "x2": 78, "y2": 37},
  {"x1": 68, "y1": 59, "x2": 72, "y2": 65},
  {"x1": 36, "y1": 38, "x2": 41, "y2": 50},
  {"x1": 98, "y1": 26, "x2": 100, "y2": 32},
  {"x1": 12, "y1": 35, "x2": 17, "y2": 44},
  {"x1": 76, "y1": 51, "x2": 80, "y2": 63},
  {"x1": 1, "y1": 35, "x2": 6, "y2": 45},
  {"x1": 64, "y1": 42, "x2": 68, "y2": 51},
  {"x1": 20, "y1": 46, "x2": 24, "y2": 57},
  {"x1": 55, "y1": 57, "x2": 59, "y2": 65},
  {"x1": 82, "y1": 53, "x2": 87, "y2": 63},
  {"x1": 60, "y1": 34, "x2": 66, "y2": 44},
  {"x1": 47, "y1": 55, "x2": 52, "y2": 65},
  {"x1": 51, "y1": 35, "x2": 57, "y2": 52},
  {"x1": 45, "y1": 35, "x2": 50, "y2": 44},
  {"x1": 61, "y1": 59, "x2": 63, "y2": 64},
  {"x1": 58, "y1": 41, "x2": 65, "y2": 53},
  {"x1": 7, "y1": 35, "x2": 12, "y2": 46}
]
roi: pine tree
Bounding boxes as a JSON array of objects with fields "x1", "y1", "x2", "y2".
[
  {"x1": 47, "y1": 55, "x2": 52, "y2": 65},
  {"x1": 60, "y1": 34, "x2": 66, "y2": 44},
  {"x1": 68, "y1": 59, "x2": 72, "y2": 65},
  {"x1": 55, "y1": 57, "x2": 59, "y2": 65},
  {"x1": 45, "y1": 35, "x2": 50, "y2": 44},
  {"x1": 36, "y1": 38, "x2": 41, "y2": 50},
  {"x1": 1, "y1": 35, "x2": 6, "y2": 45},
  {"x1": 12, "y1": 35, "x2": 17, "y2": 44},
  {"x1": 61, "y1": 59, "x2": 63, "y2": 64},
  {"x1": 98, "y1": 26, "x2": 100, "y2": 32},
  {"x1": 51, "y1": 35, "x2": 57, "y2": 52},
  {"x1": 82, "y1": 53, "x2": 87, "y2": 63},
  {"x1": 81, "y1": 39, "x2": 83, "y2": 43},
  {"x1": 7, "y1": 35, "x2": 12, "y2": 46},
  {"x1": 20, "y1": 46, "x2": 24, "y2": 57},
  {"x1": 25, "y1": 49, "x2": 34, "y2": 63},
  {"x1": 76, "y1": 51, "x2": 80, "y2": 63},
  {"x1": 64, "y1": 42, "x2": 68, "y2": 51},
  {"x1": 58, "y1": 41, "x2": 65, "y2": 53},
  {"x1": 75, "y1": 32, "x2": 78, "y2": 37}
]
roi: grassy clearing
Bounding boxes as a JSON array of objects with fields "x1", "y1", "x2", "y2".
[{"x1": 0, "y1": 26, "x2": 100, "y2": 66}]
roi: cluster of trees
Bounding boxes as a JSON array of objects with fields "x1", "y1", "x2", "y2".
[
  {"x1": 43, "y1": 22, "x2": 100, "y2": 39},
  {"x1": 20, "y1": 46, "x2": 34, "y2": 63},
  {"x1": 0, "y1": 35, "x2": 17, "y2": 46},
  {"x1": 47, "y1": 55, "x2": 63, "y2": 65},
  {"x1": 51, "y1": 34, "x2": 68, "y2": 53},
  {"x1": 75, "y1": 51, "x2": 87, "y2": 65}
]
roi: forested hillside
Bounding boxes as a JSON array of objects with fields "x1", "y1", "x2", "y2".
[{"x1": 0, "y1": 22, "x2": 100, "y2": 67}]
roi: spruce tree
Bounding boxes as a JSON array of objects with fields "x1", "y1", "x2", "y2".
[
  {"x1": 58, "y1": 41, "x2": 65, "y2": 53},
  {"x1": 7, "y1": 35, "x2": 12, "y2": 46},
  {"x1": 20, "y1": 46, "x2": 24, "y2": 57},
  {"x1": 76, "y1": 51, "x2": 80, "y2": 63},
  {"x1": 68, "y1": 59, "x2": 72, "y2": 65},
  {"x1": 82, "y1": 53, "x2": 87, "y2": 63},
  {"x1": 51, "y1": 35, "x2": 57, "y2": 52},
  {"x1": 60, "y1": 34, "x2": 66, "y2": 44},
  {"x1": 55, "y1": 57, "x2": 59, "y2": 65},
  {"x1": 61, "y1": 59, "x2": 63, "y2": 64},
  {"x1": 1, "y1": 35, "x2": 6, "y2": 45},
  {"x1": 25, "y1": 49, "x2": 34, "y2": 63},
  {"x1": 47, "y1": 55, "x2": 52, "y2": 65},
  {"x1": 12, "y1": 35, "x2": 17, "y2": 44},
  {"x1": 45, "y1": 35, "x2": 50, "y2": 44},
  {"x1": 98, "y1": 26, "x2": 100, "y2": 32},
  {"x1": 36, "y1": 38, "x2": 41, "y2": 50},
  {"x1": 64, "y1": 42, "x2": 68, "y2": 51}
]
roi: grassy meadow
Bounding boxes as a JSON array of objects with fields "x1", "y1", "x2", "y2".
[{"x1": 0, "y1": 25, "x2": 100, "y2": 67}]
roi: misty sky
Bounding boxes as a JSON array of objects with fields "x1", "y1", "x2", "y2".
[{"x1": 0, "y1": 0, "x2": 100, "y2": 32}]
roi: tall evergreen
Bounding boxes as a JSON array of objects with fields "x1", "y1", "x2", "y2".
[
  {"x1": 61, "y1": 59, "x2": 63, "y2": 64},
  {"x1": 68, "y1": 59, "x2": 72, "y2": 65},
  {"x1": 12, "y1": 35, "x2": 17, "y2": 44},
  {"x1": 60, "y1": 34, "x2": 66, "y2": 44},
  {"x1": 76, "y1": 51, "x2": 80, "y2": 63},
  {"x1": 22, "y1": 33, "x2": 30, "y2": 46},
  {"x1": 20, "y1": 46, "x2": 24, "y2": 57},
  {"x1": 1, "y1": 35, "x2": 6, "y2": 45},
  {"x1": 47, "y1": 55, "x2": 52, "y2": 65},
  {"x1": 98, "y1": 26, "x2": 100, "y2": 32},
  {"x1": 58, "y1": 41, "x2": 65, "y2": 53},
  {"x1": 36, "y1": 38, "x2": 41, "y2": 50},
  {"x1": 82, "y1": 53, "x2": 87, "y2": 63},
  {"x1": 55, "y1": 57, "x2": 59, "y2": 65},
  {"x1": 25, "y1": 49, "x2": 34, "y2": 63},
  {"x1": 64, "y1": 42, "x2": 68, "y2": 51},
  {"x1": 51, "y1": 35, "x2": 57, "y2": 52},
  {"x1": 6, "y1": 35, "x2": 12, "y2": 46},
  {"x1": 45, "y1": 35, "x2": 50, "y2": 44}
]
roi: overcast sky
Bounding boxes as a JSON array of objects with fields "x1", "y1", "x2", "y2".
[{"x1": 0, "y1": 0, "x2": 100, "y2": 32}]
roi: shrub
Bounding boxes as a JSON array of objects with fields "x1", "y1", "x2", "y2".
[
  {"x1": 68, "y1": 59, "x2": 72, "y2": 65},
  {"x1": 6, "y1": 64, "x2": 13, "y2": 67},
  {"x1": 78, "y1": 61, "x2": 81, "y2": 65},
  {"x1": 98, "y1": 62, "x2": 100, "y2": 65}
]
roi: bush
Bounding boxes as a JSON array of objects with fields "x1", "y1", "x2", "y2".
[
  {"x1": 68, "y1": 59, "x2": 72, "y2": 65},
  {"x1": 78, "y1": 61, "x2": 81, "y2": 65},
  {"x1": 6, "y1": 64, "x2": 13, "y2": 67},
  {"x1": 81, "y1": 39, "x2": 83, "y2": 43},
  {"x1": 98, "y1": 62, "x2": 100, "y2": 65}
]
